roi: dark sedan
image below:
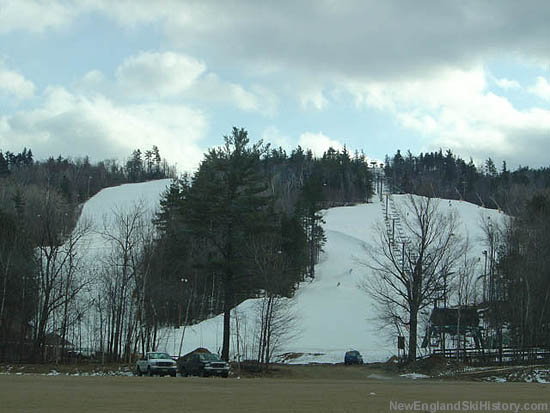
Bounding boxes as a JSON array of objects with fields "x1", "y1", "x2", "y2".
[{"x1": 344, "y1": 350, "x2": 364, "y2": 365}]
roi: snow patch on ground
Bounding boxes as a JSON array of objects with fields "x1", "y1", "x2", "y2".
[
  {"x1": 487, "y1": 376, "x2": 508, "y2": 383},
  {"x1": 484, "y1": 368, "x2": 550, "y2": 383},
  {"x1": 399, "y1": 373, "x2": 430, "y2": 379}
]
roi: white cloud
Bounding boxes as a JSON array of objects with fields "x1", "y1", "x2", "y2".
[
  {"x1": 494, "y1": 77, "x2": 521, "y2": 90},
  {"x1": 116, "y1": 51, "x2": 206, "y2": 98},
  {"x1": 344, "y1": 66, "x2": 550, "y2": 165},
  {"x1": 188, "y1": 74, "x2": 278, "y2": 115},
  {"x1": 72, "y1": 69, "x2": 106, "y2": 95},
  {"x1": 0, "y1": 87, "x2": 207, "y2": 171},
  {"x1": 0, "y1": 63, "x2": 35, "y2": 100},
  {"x1": 148, "y1": 2, "x2": 550, "y2": 84},
  {"x1": 113, "y1": 51, "x2": 277, "y2": 114},
  {"x1": 4, "y1": 2, "x2": 550, "y2": 82},
  {"x1": 3, "y1": 2, "x2": 549, "y2": 168},
  {"x1": 298, "y1": 132, "x2": 343, "y2": 156},
  {"x1": 298, "y1": 86, "x2": 328, "y2": 110},
  {"x1": 0, "y1": 0, "x2": 79, "y2": 33},
  {"x1": 262, "y1": 127, "x2": 347, "y2": 156},
  {"x1": 262, "y1": 126, "x2": 292, "y2": 150},
  {"x1": 80, "y1": 70, "x2": 104, "y2": 86},
  {"x1": 528, "y1": 76, "x2": 550, "y2": 101},
  {"x1": 83, "y1": 0, "x2": 178, "y2": 27}
]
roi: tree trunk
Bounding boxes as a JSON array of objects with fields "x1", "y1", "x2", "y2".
[
  {"x1": 257, "y1": 297, "x2": 266, "y2": 364},
  {"x1": 221, "y1": 265, "x2": 234, "y2": 361},
  {"x1": 222, "y1": 224, "x2": 234, "y2": 362},
  {"x1": 408, "y1": 307, "x2": 418, "y2": 362},
  {"x1": 0, "y1": 251, "x2": 13, "y2": 332}
]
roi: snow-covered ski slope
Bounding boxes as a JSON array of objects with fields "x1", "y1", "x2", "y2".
[
  {"x1": 77, "y1": 179, "x2": 504, "y2": 364},
  {"x1": 161, "y1": 197, "x2": 504, "y2": 363},
  {"x1": 76, "y1": 179, "x2": 171, "y2": 257},
  {"x1": 80, "y1": 179, "x2": 171, "y2": 227}
]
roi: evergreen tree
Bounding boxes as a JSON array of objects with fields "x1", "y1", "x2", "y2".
[
  {"x1": 126, "y1": 149, "x2": 143, "y2": 182},
  {"x1": 485, "y1": 158, "x2": 498, "y2": 177},
  {"x1": 297, "y1": 168, "x2": 326, "y2": 279},
  {"x1": 0, "y1": 153, "x2": 9, "y2": 177},
  {"x1": 181, "y1": 127, "x2": 270, "y2": 361},
  {"x1": 152, "y1": 145, "x2": 161, "y2": 176}
]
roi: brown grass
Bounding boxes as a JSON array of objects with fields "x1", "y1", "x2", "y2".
[{"x1": 1, "y1": 364, "x2": 550, "y2": 412}]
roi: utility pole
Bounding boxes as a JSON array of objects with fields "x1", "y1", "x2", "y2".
[
  {"x1": 482, "y1": 250, "x2": 488, "y2": 303},
  {"x1": 401, "y1": 242, "x2": 406, "y2": 274}
]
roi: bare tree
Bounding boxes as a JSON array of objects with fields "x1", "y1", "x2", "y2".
[
  {"x1": 450, "y1": 253, "x2": 479, "y2": 355},
  {"x1": 248, "y1": 234, "x2": 298, "y2": 369},
  {"x1": 98, "y1": 202, "x2": 155, "y2": 361},
  {"x1": 33, "y1": 194, "x2": 92, "y2": 362},
  {"x1": 362, "y1": 195, "x2": 467, "y2": 362},
  {"x1": 0, "y1": 212, "x2": 19, "y2": 336},
  {"x1": 0, "y1": 198, "x2": 36, "y2": 361},
  {"x1": 253, "y1": 295, "x2": 297, "y2": 368},
  {"x1": 479, "y1": 214, "x2": 508, "y2": 360}
]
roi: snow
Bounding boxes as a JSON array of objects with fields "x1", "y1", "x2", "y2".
[
  {"x1": 68, "y1": 179, "x2": 171, "y2": 345},
  {"x1": 399, "y1": 373, "x2": 430, "y2": 379},
  {"x1": 81, "y1": 180, "x2": 171, "y2": 223},
  {"x1": 77, "y1": 179, "x2": 171, "y2": 256},
  {"x1": 74, "y1": 180, "x2": 505, "y2": 364},
  {"x1": 507, "y1": 368, "x2": 550, "y2": 383},
  {"x1": 159, "y1": 195, "x2": 504, "y2": 363}
]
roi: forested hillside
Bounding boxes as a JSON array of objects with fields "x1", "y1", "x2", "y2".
[
  {"x1": 146, "y1": 128, "x2": 374, "y2": 360},
  {"x1": 384, "y1": 149, "x2": 550, "y2": 214},
  {"x1": 0, "y1": 128, "x2": 373, "y2": 362},
  {"x1": 4, "y1": 133, "x2": 550, "y2": 364},
  {"x1": 384, "y1": 148, "x2": 550, "y2": 354},
  {"x1": 0, "y1": 146, "x2": 174, "y2": 361}
]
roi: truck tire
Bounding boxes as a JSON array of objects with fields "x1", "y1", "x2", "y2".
[
  {"x1": 136, "y1": 367, "x2": 142, "y2": 376},
  {"x1": 147, "y1": 367, "x2": 153, "y2": 377}
]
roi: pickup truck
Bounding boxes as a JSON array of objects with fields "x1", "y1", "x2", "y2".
[
  {"x1": 177, "y1": 351, "x2": 230, "y2": 377},
  {"x1": 136, "y1": 352, "x2": 177, "y2": 377}
]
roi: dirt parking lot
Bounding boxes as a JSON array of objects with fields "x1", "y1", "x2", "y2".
[{"x1": 1, "y1": 372, "x2": 550, "y2": 413}]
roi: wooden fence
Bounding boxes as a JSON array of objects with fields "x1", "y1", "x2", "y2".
[{"x1": 432, "y1": 347, "x2": 550, "y2": 365}]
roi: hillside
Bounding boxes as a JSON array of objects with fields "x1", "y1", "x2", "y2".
[
  {"x1": 154, "y1": 192, "x2": 504, "y2": 363},
  {"x1": 67, "y1": 179, "x2": 505, "y2": 363}
]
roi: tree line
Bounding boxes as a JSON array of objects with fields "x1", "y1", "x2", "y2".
[
  {"x1": 494, "y1": 191, "x2": 550, "y2": 350},
  {"x1": 0, "y1": 145, "x2": 175, "y2": 205},
  {"x1": 6, "y1": 138, "x2": 550, "y2": 365},
  {"x1": 384, "y1": 148, "x2": 550, "y2": 214},
  {"x1": 0, "y1": 130, "x2": 374, "y2": 364},
  {"x1": 369, "y1": 148, "x2": 550, "y2": 361},
  {"x1": 0, "y1": 145, "x2": 175, "y2": 362}
]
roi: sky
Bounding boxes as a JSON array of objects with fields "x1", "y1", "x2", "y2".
[{"x1": 1, "y1": 0, "x2": 550, "y2": 172}]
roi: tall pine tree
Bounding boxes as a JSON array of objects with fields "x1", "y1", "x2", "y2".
[{"x1": 181, "y1": 127, "x2": 270, "y2": 360}]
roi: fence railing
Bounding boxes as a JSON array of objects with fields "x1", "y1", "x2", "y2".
[{"x1": 432, "y1": 347, "x2": 550, "y2": 365}]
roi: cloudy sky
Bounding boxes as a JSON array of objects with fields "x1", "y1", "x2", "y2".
[{"x1": 1, "y1": 0, "x2": 550, "y2": 171}]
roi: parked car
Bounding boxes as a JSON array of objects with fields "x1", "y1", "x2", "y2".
[
  {"x1": 344, "y1": 350, "x2": 364, "y2": 365},
  {"x1": 177, "y1": 352, "x2": 230, "y2": 377},
  {"x1": 136, "y1": 352, "x2": 177, "y2": 377},
  {"x1": 67, "y1": 347, "x2": 96, "y2": 359}
]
